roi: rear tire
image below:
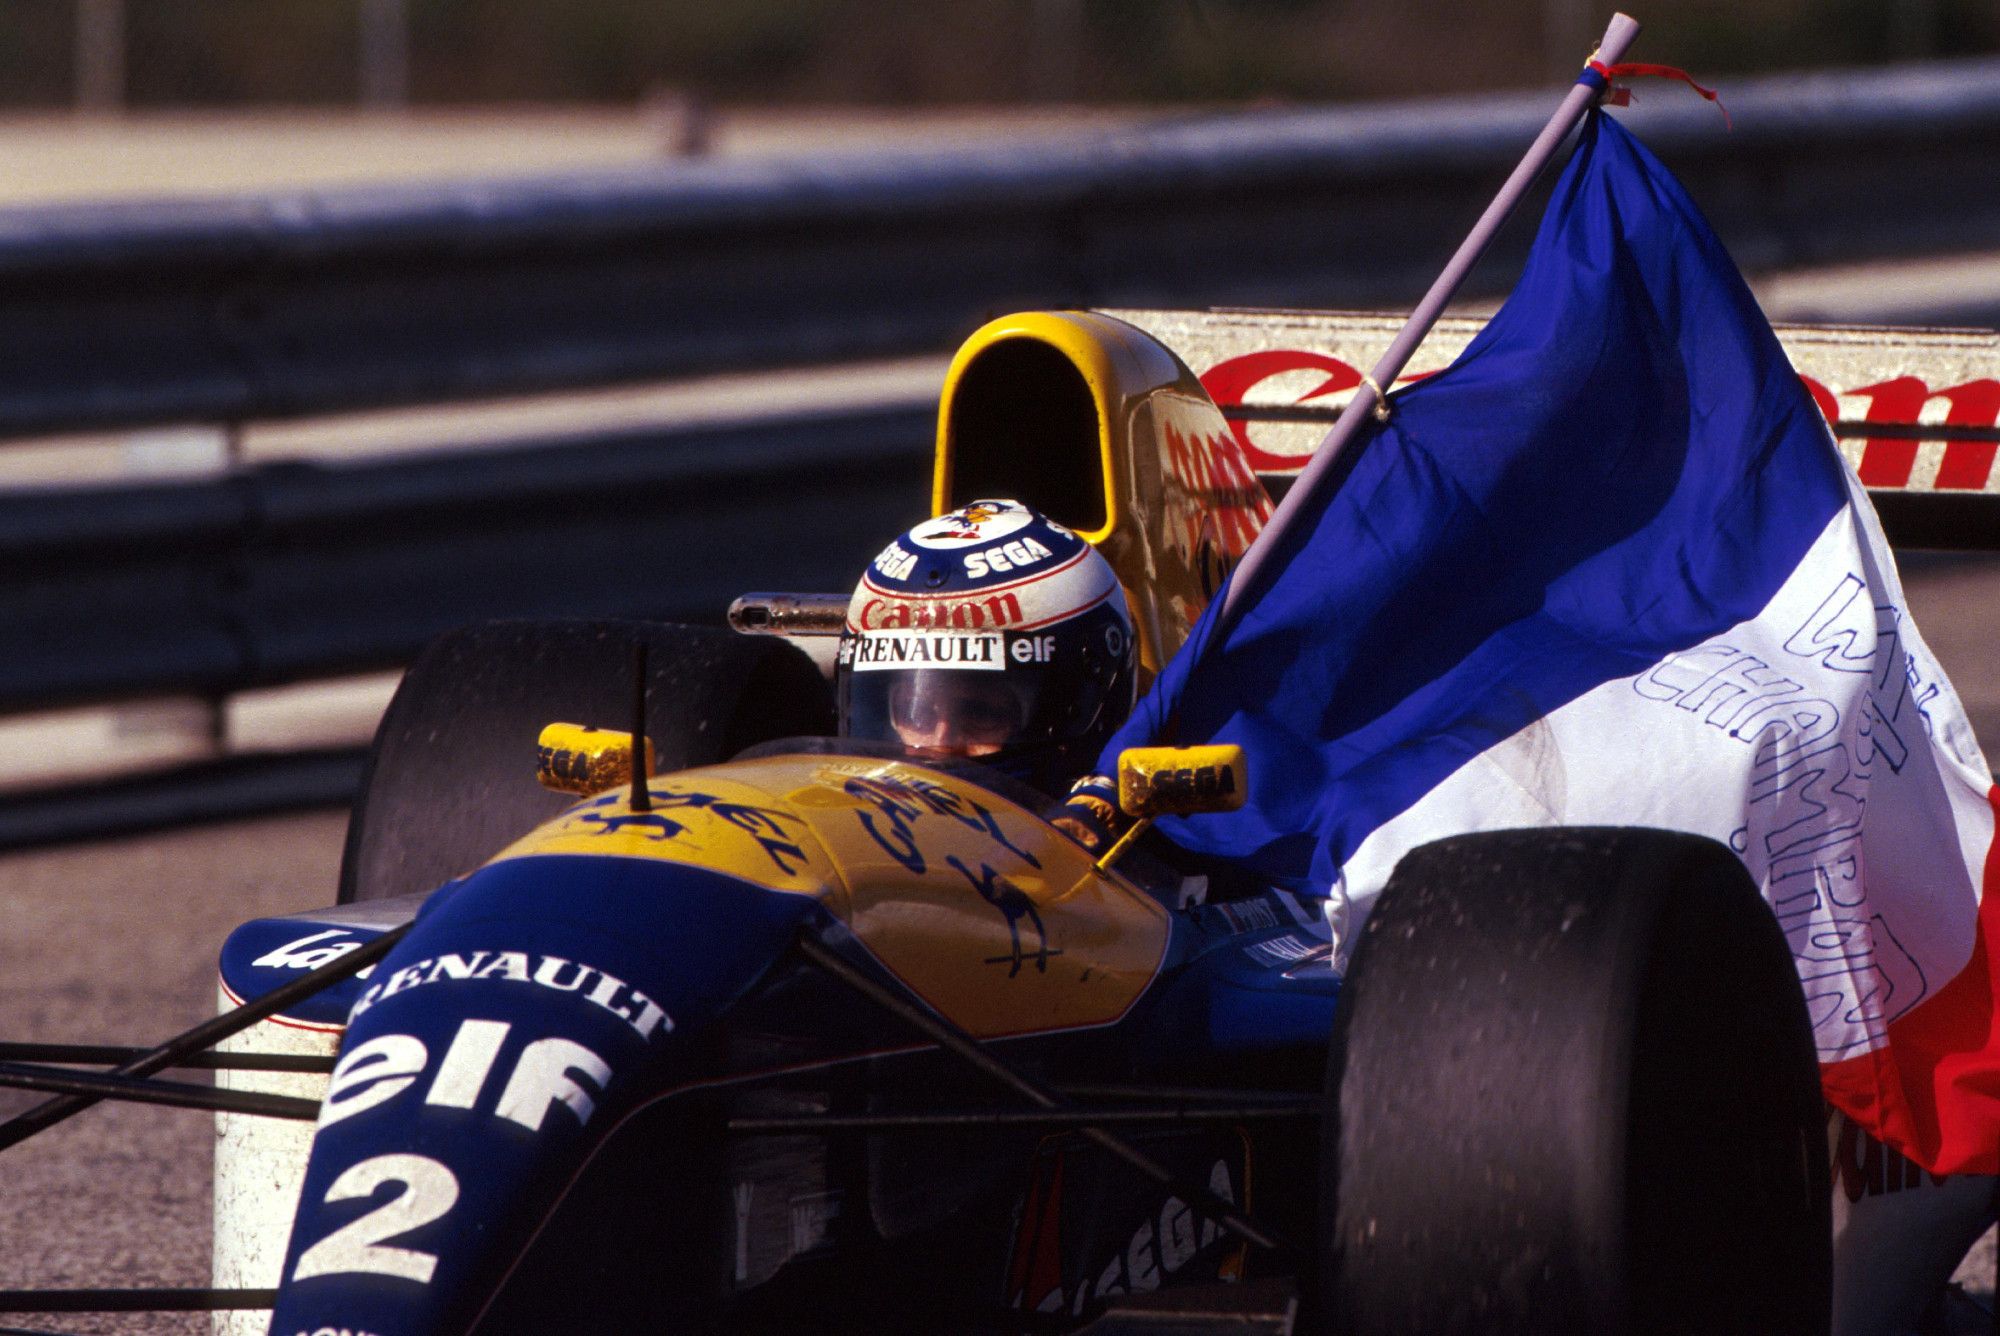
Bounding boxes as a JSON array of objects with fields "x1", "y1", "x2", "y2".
[
  {"x1": 1318, "y1": 826, "x2": 1829, "y2": 1336},
  {"x1": 339, "y1": 619, "x2": 833, "y2": 904}
]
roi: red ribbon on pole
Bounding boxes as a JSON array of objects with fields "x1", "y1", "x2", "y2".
[{"x1": 1588, "y1": 59, "x2": 1731, "y2": 129}]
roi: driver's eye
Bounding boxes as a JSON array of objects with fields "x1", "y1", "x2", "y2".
[
  {"x1": 958, "y1": 697, "x2": 1019, "y2": 731},
  {"x1": 890, "y1": 685, "x2": 1018, "y2": 736},
  {"x1": 892, "y1": 694, "x2": 941, "y2": 731}
]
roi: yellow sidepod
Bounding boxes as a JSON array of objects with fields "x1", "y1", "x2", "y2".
[{"x1": 489, "y1": 754, "x2": 1172, "y2": 1040}]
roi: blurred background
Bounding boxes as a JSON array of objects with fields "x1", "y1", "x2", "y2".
[
  {"x1": 10, "y1": 0, "x2": 2000, "y2": 204},
  {"x1": 13, "y1": 0, "x2": 2000, "y2": 111}
]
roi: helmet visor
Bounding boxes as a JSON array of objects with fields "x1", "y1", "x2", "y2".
[
  {"x1": 842, "y1": 665, "x2": 1032, "y2": 758},
  {"x1": 838, "y1": 612, "x2": 1131, "y2": 767}
]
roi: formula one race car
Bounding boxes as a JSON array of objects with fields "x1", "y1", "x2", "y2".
[
  {"x1": 0, "y1": 310, "x2": 1849, "y2": 1336},
  {"x1": 8, "y1": 291, "x2": 2000, "y2": 1336}
]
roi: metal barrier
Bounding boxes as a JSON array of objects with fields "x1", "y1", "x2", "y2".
[
  {"x1": 0, "y1": 58, "x2": 1997, "y2": 437},
  {"x1": 22, "y1": 406, "x2": 933, "y2": 715}
]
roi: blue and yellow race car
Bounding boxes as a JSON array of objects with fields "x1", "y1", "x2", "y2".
[{"x1": 3, "y1": 311, "x2": 1830, "y2": 1336}]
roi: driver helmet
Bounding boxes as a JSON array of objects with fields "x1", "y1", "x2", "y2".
[{"x1": 838, "y1": 499, "x2": 1137, "y2": 794}]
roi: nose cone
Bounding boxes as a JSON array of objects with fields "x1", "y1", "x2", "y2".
[{"x1": 269, "y1": 854, "x2": 819, "y2": 1336}]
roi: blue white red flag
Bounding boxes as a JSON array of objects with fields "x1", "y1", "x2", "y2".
[{"x1": 1104, "y1": 111, "x2": 2000, "y2": 1175}]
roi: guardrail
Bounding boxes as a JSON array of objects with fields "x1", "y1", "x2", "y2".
[
  {"x1": 24, "y1": 406, "x2": 932, "y2": 715},
  {"x1": 2, "y1": 405, "x2": 935, "y2": 847},
  {"x1": 4, "y1": 58, "x2": 2000, "y2": 437},
  {"x1": 9, "y1": 58, "x2": 2000, "y2": 844}
]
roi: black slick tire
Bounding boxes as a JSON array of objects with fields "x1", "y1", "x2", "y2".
[
  {"x1": 1318, "y1": 826, "x2": 1830, "y2": 1336},
  {"x1": 338, "y1": 619, "x2": 833, "y2": 904}
]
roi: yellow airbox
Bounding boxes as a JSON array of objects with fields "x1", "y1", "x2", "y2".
[
  {"x1": 536, "y1": 723, "x2": 654, "y2": 796},
  {"x1": 933, "y1": 311, "x2": 1275, "y2": 677},
  {"x1": 1116, "y1": 745, "x2": 1249, "y2": 819}
]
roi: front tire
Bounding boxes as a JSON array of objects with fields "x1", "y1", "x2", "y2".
[
  {"x1": 339, "y1": 619, "x2": 833, "y2": 904},
  {"x1": 1318, "y1": 826, "x2": 1829, "y2": 1335}
]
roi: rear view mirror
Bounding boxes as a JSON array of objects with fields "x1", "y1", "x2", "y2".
[
  {"x1": 1094, "y1": 744, "x2": 1250, "y2": 873},
  {"x1": 536, "y1": 722, "x2": 654, "y2": 796},
  {"x1": 1116, "y1": 745, "x2": 1249, "y2": 819}
]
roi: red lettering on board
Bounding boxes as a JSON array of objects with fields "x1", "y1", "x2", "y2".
[
  {"x1": 1840, "y1": 378, "x2": 2000, "y2": 490},
  {"x1": 1199, "y1": 349, "x2": 2000, "y2": 491},
  {"x1": 1199, "y1": 350, "x2": 1361, "y2": 472}
]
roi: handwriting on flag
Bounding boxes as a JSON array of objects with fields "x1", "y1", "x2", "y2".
[{"x1": 1629, "y1": 572, "x2": 1958, "y2": 1059}]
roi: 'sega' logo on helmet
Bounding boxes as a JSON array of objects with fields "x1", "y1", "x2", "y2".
[
  {"x1": 853, "y1": 499, "x2": 1110, "y2": 630},
  {"x1": 838, "y1": 500, "x2": 1137, "y2": 793}
]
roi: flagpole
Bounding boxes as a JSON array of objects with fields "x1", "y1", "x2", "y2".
[{"x1": 1208, "y1": 11, "x2": 1641, "y2": 645}]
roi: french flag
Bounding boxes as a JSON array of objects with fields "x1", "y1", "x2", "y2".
[{"x1": 1106, "y1": 111, "x2": 2000, "y2": 1175}]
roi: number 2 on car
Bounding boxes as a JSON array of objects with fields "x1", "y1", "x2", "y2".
[{"x1": 293, "y1": 1018, "x2": 613, "y2": 1283}]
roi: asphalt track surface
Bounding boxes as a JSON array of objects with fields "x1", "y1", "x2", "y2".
[
  {"x1": 0, "y1": 809, "x2": 348, "y2": 1336},
  {"x1": 0, "y1": 554, "x2": 1995, "y2": 1334}
]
